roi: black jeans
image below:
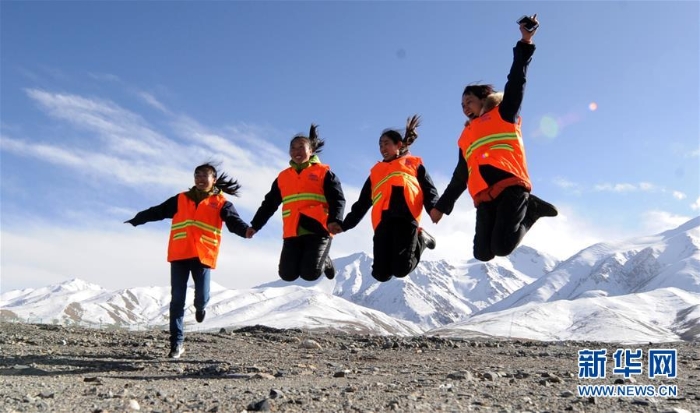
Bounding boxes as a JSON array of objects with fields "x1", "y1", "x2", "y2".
[
  {"x1": 473, "y1": 185, "x2": 529, "y2": 262},
  {"x1": 278, "y1": 234, "x2": 332, "y2": 281},
  {"x1": 372, "y1": 217, "x2": 426, "y2": 282}
]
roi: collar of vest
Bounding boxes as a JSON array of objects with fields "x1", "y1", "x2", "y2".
[
  {"x1": 185, "y1": 186, "x2": 220, "y2": 203},
  {"x1": 480, "y1": 92, "x2": 503, "y2": 116},
  {"x1": 382, "y1": 152, "x2": 412, "y2": 163},
  {"x1": 289, "y1": 154, "x2": 321, "y2": 171}
]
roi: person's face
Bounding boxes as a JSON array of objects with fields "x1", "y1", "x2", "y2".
[
  {"x1": 290, "y1": 138, "x2": 313, "y2": 164},
  {"x1": 462, "y1": 93, "x2": 484, "y2": 120},
  {"x1": 379, "y1": 135, "x2": 402, "y2": 161},
  {"x1": 194, "y1": 169, "x2": 216, "y2": 192}
]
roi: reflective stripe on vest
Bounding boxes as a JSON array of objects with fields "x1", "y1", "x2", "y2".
[
  {"x1": 167, "y1": 193, "x2": 225, "y2": 268},
  {"x1": 277, "y1": 163, "x2": 330, "y2": 238},
  {"x1": 369, "y1": 155, "x2": 424, "y2": 230},
  {"x1": 457, "y1": 106, "x2": 531, "y2": 201}
]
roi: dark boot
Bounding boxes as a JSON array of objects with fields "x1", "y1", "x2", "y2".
[
  {"x1": 418, "y1": 227, "x2": 436, "y2": 250},
  {"x1": 524, "y1": 194, "x2": 558, "y2": 229},
  {"x1": 195, "y1": 309, "x2": 206, "y2": 323},
  {"x1": 323, "y1": 256, "x2": 336, "y2": 280}
]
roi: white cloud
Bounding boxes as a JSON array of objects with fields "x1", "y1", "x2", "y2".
[
  {"x1": 594, "y1": 183, "x2": 639, "y2": 192},
  {"x1": 137, "y1": 91, "x2": 169, "y2": 113},
  {"x1": 1, "y1": 201, "x2": 616, "y2": 292},
  {"x1": 88, "y1": 72, "x2": 121, "y2": 82},
  {"x1": 0, "y1": 218, "x2": 282, "y2": 292},
  {"x1": 4, "y1": 89, "x2": 295, "y2": 210},
  {"x1": 692, "y1": 196, "x2": 700, "y2": 211},
  {"x1": 638, "y1": 182, "x2": 655, "y2": 191},
  {"x1": 639, "y1": 210, "x2": 692, "y2": 235},
  {"x1": 673, "y1": 191, "x2": 687, "y2": 200}
]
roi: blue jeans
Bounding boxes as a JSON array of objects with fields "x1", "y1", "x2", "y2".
[{"x1": 169, "y1": 258, "x2": 211, "y2": 346}]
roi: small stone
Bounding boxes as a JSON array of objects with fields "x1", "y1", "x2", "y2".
[
  {"x1": 631, "y1": 399, "x2": 650, "y2": 406},
  {"x1": 300, "y1": 339, "x2": 322, "y2": 350},
  {"x1": 246, "y1": 398, "x2": 271, "y2": 412},
  {"x1": 269, "y1": 389, "x2": 284, "y2": 399},
  {"x1": 483, "y1": 371, "x2": 498, "y2": 381}
]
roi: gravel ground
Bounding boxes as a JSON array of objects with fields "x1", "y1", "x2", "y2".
[{"x1": 0, "y1": 322, "x2": 698, "y2": 412}]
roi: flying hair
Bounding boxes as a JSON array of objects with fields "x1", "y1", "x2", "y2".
[
  {"x1": 403, "y1": 114, "x2": 421, "y2": 147},
  {"x1": 194, "y1": 162, "x2": 241, "y2": 196},
  {"x1": 291, "y1": 124, "x2": 325, "y2": 154}
]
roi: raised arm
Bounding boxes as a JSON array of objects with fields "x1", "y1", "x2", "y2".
[{"x1": 499, "y1": 15, "x2": 538, "y2": 123}]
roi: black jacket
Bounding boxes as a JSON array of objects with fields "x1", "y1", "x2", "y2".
[
  {"x1": 342, "y1": 162, "x2": 439, "y2": 231},
  {"x1": 435, "y1": 40, "x2": 535, "y2": 215},
  {"x1": 250, "y1": 169, "x2": 345, "y2": 235},
  {"x1": 126, "y1": 191, "x2": 249, "y2": 238}
]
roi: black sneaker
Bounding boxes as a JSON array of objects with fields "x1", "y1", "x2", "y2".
[
  {"x1": 419, "y1": 227, "x2": 436, "y2": 250},
  {"x1": 168, "y1": 344, "x2": 184, "y2": 359},
  {"x1": 195, "y1": 309, "x2": 206, "y2": 323},
  {"x1": 323, "y1": 256, "x2": 336, "y2": 280},
  {"x1": 524, "y1": 194, "x2": 558, "y2": 229},
  {"x1": 530, "y1": 194, "x2": 558, "y2": 218}
]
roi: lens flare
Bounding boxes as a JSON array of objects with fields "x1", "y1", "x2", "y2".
[
  {"x1": 589, "y1": 102, "x2": 598, "y2": 111},
  {"x1": 540, "y1": 116, "x2": 559, "y2": 139}
]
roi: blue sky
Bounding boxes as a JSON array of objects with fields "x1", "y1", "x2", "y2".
[{"x1": 2, "y1": 1, "x2": 698, "y2": 292}]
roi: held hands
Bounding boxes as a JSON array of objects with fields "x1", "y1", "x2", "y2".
[
  {"x1": 429, "y1": 208, "x2": 443, "y2": 224},
  {"x1": 245, "y1": 227, "x2": 257, "y2": 239},
  {"x1": 328, "y1": 222, "x2": 343, "y2": 235},
  {"x1": 519, "y1": 13, "x2": 538, "y2": 43}
]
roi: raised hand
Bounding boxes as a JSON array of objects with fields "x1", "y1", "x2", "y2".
[{"x1": 519, "y1": 13, "x2": 538, "y2": 43}]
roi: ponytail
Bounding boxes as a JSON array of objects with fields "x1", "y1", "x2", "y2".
[
  {"x1": 399, "y1": 114, "x2": 421, "y2": 155},
  {"x1": 290, "y1": 123, "x2": 325, "y2": 154},
  {"x1": 308, "y1": 124, "x2": 325, "y2": 154},
  {"x1": 214, "y1": 173, "x2": 241, "y2": 196}
]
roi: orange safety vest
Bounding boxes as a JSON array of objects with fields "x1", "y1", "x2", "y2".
[
  {"x1": 369, "y1": 155, "x2": 424, "y2": 230},
  {"x1": 277, "y1": 163, "x2": 331, "y2": 238},
  {"x1": 457, "y1": 106, "x2": 532, "y2": 205},
  {"x1": 167, "y1": 193, "x2": 225, "y2": 268}
]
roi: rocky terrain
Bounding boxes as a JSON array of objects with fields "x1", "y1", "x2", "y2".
[{"x1": 0, "y1": 322, "x2": 698, "y2": 413}]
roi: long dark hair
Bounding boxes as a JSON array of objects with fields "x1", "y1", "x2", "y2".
[
  {"x1": 194, "y1": 163, "x2": 241, "y2": 196},
  {"x1": 381, "y1": 114, "x2": 421, "y2": 155},
  {"x1": 290, "y1": 124, "x2": 325, "y2": 154}
]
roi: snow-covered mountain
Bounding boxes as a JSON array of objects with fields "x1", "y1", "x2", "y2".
[
  {"x1": 1, "y1": 245, "x2": 557, "y2": 333},
  {"x1": 429, "y1": 287, "x2": 700, "y2": 343},
  {"x1": 481, "y1": 216, "x2": 700, "y2": 314},
  {"x1": 3, "y1": 217, "x2": 700, "y2": 342},
  {"x1": 429, "y1": 217, "x2": 700, "y2": 343},
  {"x1": 0, "y1": 279, "x2": 421, "y2": 335},
  {"x1": 260, "y1": 245, "x2": 558, "y2": 330}
]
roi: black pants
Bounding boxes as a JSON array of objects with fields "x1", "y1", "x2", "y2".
[
  {"x1": 473, "y1": 185, "x2": 529, "y2": 262},
  {"x1": 372, "y1": 217, "x2": 426, "y2": 282},
  {"x1": 278, "y1": 234, "x2": 332, "y2": 281}
]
